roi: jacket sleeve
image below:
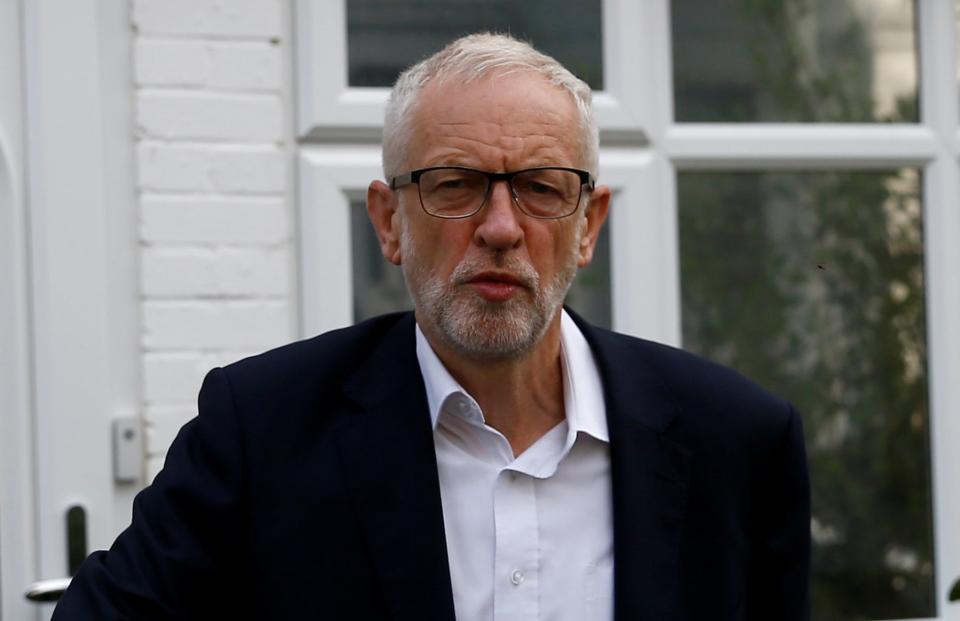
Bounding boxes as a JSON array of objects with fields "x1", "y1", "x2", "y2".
[
  {"x1": 745, "y1": 404, "x2": 812, "y2": 620},
  {"x1": 52, "y1": 367, "x2": 245, "y2": 620}
]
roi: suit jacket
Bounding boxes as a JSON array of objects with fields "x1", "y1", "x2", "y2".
[{"x1": 53, "y1": 311, "x2": 810, "y2": 620}]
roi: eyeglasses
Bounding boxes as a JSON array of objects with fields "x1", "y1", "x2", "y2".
[{"x1": 389, "y1": 166, "x2": 596, "y2": 220}]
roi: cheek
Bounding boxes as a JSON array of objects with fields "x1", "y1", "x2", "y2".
[
  {"x1": 407, "y1": 219, "x2": 475, "y2": 274},
  {"x1": 547, "y1": 223, "x2": 582, "y2": 266}
]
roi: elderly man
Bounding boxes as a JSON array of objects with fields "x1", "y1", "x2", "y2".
[{"x1": 54, "y1": 33, "x2": 810, "y2": 620}]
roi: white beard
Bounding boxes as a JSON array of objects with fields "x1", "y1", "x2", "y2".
[{"x1": 399, "y1": 218, "x2": 580, "y2": 360}]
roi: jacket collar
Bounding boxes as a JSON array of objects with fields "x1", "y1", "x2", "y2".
[{"x1": 414, "y1": 310, "x2": 609, "y2": 443}]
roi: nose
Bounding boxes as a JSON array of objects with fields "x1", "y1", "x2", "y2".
[{"x1": 474, "y1": 179, "x2": 523, "y2": 250}]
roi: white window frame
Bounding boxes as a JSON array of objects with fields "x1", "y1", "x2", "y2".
[
  {"x1": 297, "y1": 146, "x2": 664, "y2": 340},
  {"x1": 295, "y1": 0, "x2": 960, "y2": 616},
  {"x1": 294, "y1": 0, "x2": 652, "y2": 142}
]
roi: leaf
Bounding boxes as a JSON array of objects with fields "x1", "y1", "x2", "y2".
[{"x1": 950, "y1": 576, "x2": 960, "y2": 602}]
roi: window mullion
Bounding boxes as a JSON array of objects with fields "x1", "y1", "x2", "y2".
[
  {"x1": 917, "y1": 0, "x2": 960, "y2": 614},
  {"x1": 665, "y1": 124, "x2": 939, "y2": 170},
  {"x1": 606, "y1": 0, "x2": 680, "y2": 343}
]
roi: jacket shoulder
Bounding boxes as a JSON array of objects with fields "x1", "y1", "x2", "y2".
[
  {"x1": 219, "y1": 311, "x2": 413, "y2": 399},
  {"x1": 583, "y1": 323, "x2": 796, "y2": 440}
]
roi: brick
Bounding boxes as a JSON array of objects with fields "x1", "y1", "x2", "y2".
[
  {"x1": 142, "y1": 246, "x2": 291, "y2": 297},
  {"x1": 143, "y1": 348, "x2": 266, "y2": 406},
  {"x1": 140, "y1": 195, "x2": 289, "y2": 245},
  {"x1": 132, "y1": 0, "x2": 282, "y2": 38},
  {"x1": 143, "y1": 350, "x2": 263, "y2": 402},
  {"x1": 145, "y1": 405, "x2": 196, "y2": 455},
  {"x1": 141, "y1": 247, "x2": 218, "y2": 297},
  {"x1": 216, "y1": 247, "x2": 290, "y2": 295},
  {"x1": 203, "y1": 42, "x2": 282, "y2": 90},
  {"x1": 135, "y1": 39, "x2": 206, "y2": 86},
  {"x1": 143, "y1": 300, "x2": 291, "y2": 349},
  {"x1": 135, "y1": 39, "x2": 282, "y2": 90},
  {"x1": 143, "y1": 351, "x2": 207, "y2": 403},
  {"x1": 137, "y1": 91, "x2": 282, "y2": 141},
  {"x1": 137, "y1": 143, "x2": 285, "y2": 193}
]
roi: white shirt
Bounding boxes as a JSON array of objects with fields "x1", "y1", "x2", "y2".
[{"x1": 416, "y1": 310, "x2": 614, "y2": 621}]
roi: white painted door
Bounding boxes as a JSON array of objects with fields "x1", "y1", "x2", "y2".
[{"x1": 0, "y1": 1, "x2": 141, "y2": 619}]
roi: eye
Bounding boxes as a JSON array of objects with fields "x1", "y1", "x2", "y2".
[
  {"x1": 515, "y1": 171, "x2": 571, "y2": 199},
  {"x1": 436, "y1": 177, "x2": 469, "y2": 189},
  {"x1": 526, "y1": 180, "x2": 562, "y2": 196},
  {"x1": 421, "y1": 169, "x2": 484, "y2": 193}
]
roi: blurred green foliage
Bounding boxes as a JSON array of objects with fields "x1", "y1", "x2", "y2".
[
  {"x1": 679, "y1": 169, "x2": 933, "y2": 619},
  {"x1": 674, "y1": 0, "x2": 934, "y2": 618}
]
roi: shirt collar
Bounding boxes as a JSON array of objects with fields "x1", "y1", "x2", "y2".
[{"x1": 415, "y1": 309, "x2": 609, "y2": 443}]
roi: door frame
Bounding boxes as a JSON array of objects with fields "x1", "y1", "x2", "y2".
[
  {"x1": 1, "y1": 0, "x2": 140, "y2": 617},
  {"x1": 1, "y1": 2, "x2": 38, "y2": 619}
]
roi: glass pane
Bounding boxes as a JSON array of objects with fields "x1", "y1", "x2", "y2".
[
  {"x1": 346, "y1": 0, "x2": 603, "y2": 89},
  {"x1": 351, "y1": 201, "x2": 611, "y2": 328},
  {"x1": 678, "y1": 170, "x2": 934, "y2": 619},
  {"x1": 672, "y1": 0, "x2": 918, "y2": 122},
  {"x1": 351, "y1": 200, "x2": 413, "y2": 320},
  {"x1": 565, "y1": 215, "x2": 611, "y2": 328}
]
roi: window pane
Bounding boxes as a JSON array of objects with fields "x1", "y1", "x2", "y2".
[
  {"x1": 351, "y1": 200, "x2": 412, "y2": 320},
  {"x1": 565, "y1": 215, "x2": 611, "y2": 329},
  {"x1": 678, "y1": 170, "x2": 934, "y2": 619},
  {"x1": 351, "y1": 201, "x2": 611, "y2": 328},
  {"x1": 672, "y1": 0, "x2": 918, "y2": 122},
  {"x1": 346, "y1": 0, "x2": 603, "y2": 89}
]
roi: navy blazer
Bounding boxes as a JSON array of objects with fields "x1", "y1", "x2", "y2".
[{"x1": 54, "y1": 311, "x2": 810, "y2": 620}]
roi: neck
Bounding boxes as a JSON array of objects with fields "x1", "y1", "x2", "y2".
[{"x1": 420, "y1": 312, "x2": 566, "y2": 456}]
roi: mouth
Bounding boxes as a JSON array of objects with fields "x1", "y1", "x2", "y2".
[{"x1": 463, "y1": 271, "x2": 529, "y2": 302}]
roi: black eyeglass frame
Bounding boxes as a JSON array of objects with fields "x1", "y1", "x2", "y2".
[{"x1": 389, "y1": 166, "x2": 597, "y2": 220}]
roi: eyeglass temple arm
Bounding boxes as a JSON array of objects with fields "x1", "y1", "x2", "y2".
[{"x1": 389, "y1": 172, "x2": 414, "y2": 189}]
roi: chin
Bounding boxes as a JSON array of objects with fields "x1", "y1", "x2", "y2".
[
  {"x1": 431, "y1": 293, "x2": 560, "y2": 360},
  {"x1": 402, "y1": 248, "x2": 578, "y2": 360}
]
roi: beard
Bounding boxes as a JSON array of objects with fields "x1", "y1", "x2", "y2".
[{"x1": 400, "y1": 222, "x2": 580, "y2": 360}]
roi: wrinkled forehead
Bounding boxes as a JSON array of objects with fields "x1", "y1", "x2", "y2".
[
  {"x1": 408, "y1": 71, "x2": 583, "y2": 165},
  {"x1": 418, "y1": 67, "x2": 575, "y2": 116}
]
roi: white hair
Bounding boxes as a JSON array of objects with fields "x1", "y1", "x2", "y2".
[{"x1": 382, "y1": 32, "x2": 599, "y2": 181}]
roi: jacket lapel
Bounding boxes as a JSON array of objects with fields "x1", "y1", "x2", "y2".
[
  {"x1": 330, "y1": 310, "x2": 691, "y2": 620},
  {"x1": 576, "y1": 316, "x2": 693, "y2": 620},
  {"x1": 333, "y1": 314, "x2": 456, "y2": 621}
]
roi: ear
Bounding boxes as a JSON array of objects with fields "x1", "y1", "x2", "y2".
[
  {"x1": 367, "y1": 179, "x2": 403, "y2": 266},
  {"x1": 577, "y1": 184, "x2": 611, "y2": 267}
]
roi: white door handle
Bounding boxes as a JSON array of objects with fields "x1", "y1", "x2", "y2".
[
  {"x1": 24, "y1": 577, "x2": 71, "y2": 603},
  {"x1": 24, "y1": 504, "x2": 87, "y2": 603}
]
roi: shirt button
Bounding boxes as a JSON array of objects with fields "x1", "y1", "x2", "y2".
[
  {"x1": 510, "y1": 569, "x2": 525, "y2": 586},
  {"x1": 456, "y1": 399, "x2": 470, "y2": 415}
]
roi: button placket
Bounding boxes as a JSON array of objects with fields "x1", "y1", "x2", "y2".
[{"x1": 493, "y1": 470, "x2": 539, "y2": 619}]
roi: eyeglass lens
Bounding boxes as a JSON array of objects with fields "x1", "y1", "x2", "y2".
[{"x1": 418, "y1": 168, "x2": 582, "y2": 218}]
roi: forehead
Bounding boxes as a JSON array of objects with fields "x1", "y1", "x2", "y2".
[{"x1": 409, "y1": 71, "x2": 582, "y2": 170}]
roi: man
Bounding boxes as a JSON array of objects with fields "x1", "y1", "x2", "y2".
[{"x1": 54, "y1": 33, "x2": 810, "y2": 620}]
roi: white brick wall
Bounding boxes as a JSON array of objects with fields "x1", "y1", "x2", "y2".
[
  {"x1": 137, "y1": 91, "x2": 283, "y2": 141},
  {"x1": 140, "y1": 196, "x2": 289, "y2": 244},
  {"x1": 132, "y1": 0, "x2": 282, "y2": 38},
  {"x1": 133, "y1": 0, "x2": 294, "y2": 475},
  {"x1": 135, "y1": 40, "x2": 282, "y2": 90},
  {"x1": 137, "y1": 143, "x2": 285, "y2": 193}
]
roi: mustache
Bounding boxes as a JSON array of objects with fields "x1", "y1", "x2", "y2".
[{"x1": 450, "y1": 254, "x2": 539, "y2": 290}]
